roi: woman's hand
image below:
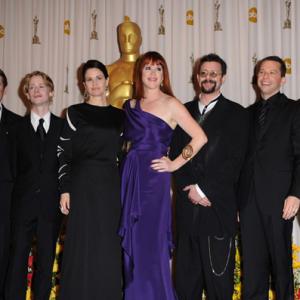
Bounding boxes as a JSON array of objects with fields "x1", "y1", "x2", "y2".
[
  {"x1": 151, "y1": 156, "x2": 177, "y2": 172},
  {"x1": 60, "y1": 193, "x2": 70, "y2": 215}
]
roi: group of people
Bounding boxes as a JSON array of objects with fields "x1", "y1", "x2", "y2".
[{"x1": 0, "y1": 51, "x2": 299, "y2": 300}]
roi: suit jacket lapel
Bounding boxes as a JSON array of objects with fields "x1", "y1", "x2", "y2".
[
  {"x1": 23, "y1": 115, "x2": 40, "y2": 161},
  {"x1": 201, "y1": 96, "x2": 228, "y2": 134},
  {"x1": 1, "y1": 106, "x2": 9, "y2": 130},
  {"x1": 43, "y1": 114, "x2": 59, "y2": 157},
  {"x1": 189, "y1": 98, "x2": 201, "y2": 123}
]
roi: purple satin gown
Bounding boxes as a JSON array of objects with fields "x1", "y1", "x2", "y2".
[{"x1": 119, "y1": 100, "x2": 177, "y2": 300}]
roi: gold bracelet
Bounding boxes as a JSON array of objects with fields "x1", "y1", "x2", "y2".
[{"x1": 182, "y1": 144, "x2": 193, "y2": 160}]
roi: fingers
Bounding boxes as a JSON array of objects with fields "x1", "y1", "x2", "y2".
[
  {"x1": 283, "y1": 206, "x2": 298, "y2": 220},
  {"x1": 188, "y1": 195, "x2": 211, "y2": 207},
  {"x1": 183, "y1": 185, "x2": 191, "y2": 191},
  {"x1": 150, "y1": 156, "x2": 170, "y2": 172},
  {"x1": 60, "y1": 196, "x2": 70, "y2": 215},
  {"x1": 200, "y1": 197, "x2": 212, "y2": 207},
  {"x1": 282, "y1": 196, "x2": 300, "y2": 220},
  {"x1": 195, "y1": 197, "x2": 211, "y2": 207}
]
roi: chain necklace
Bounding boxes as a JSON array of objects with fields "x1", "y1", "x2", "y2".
[{"x1": 208, "y1": 236, "x2": 232, "y2": 277}]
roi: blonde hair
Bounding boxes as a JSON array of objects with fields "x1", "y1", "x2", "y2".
[{"x1": 23, "y1": 71, "x2": 54, "y2": 94}]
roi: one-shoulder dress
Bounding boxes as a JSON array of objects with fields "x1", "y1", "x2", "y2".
[{"x1": 119, "y1": 100, "x2": 177, "y2": 300}]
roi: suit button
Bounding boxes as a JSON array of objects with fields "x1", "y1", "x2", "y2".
[{"x1": 35, "y1": 189, "x2": 41, "y2": 194}]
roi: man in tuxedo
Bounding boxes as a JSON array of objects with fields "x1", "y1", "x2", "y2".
[
  {"x1": 0, "y1": 69, "x2": 20, "y2": 300},
  {"x1": 5, "y1": 71, "x2": 63, "y2": 300},
  {"x1": 170, "y1": 54, "x2": 249, "y2": 299},
  {"x1": 239, "y1": 56, "x2": 300, "y2": 300}
]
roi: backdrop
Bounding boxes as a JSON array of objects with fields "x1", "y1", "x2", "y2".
[
  {"x1": 0, "y1": 0, "x2": 299, "y2": 114},
  {"x1": 1, "y1": 0, "x2": 300, "y2": 292}
]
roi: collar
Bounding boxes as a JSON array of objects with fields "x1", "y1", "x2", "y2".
[
  {"x1": 0, "y1": 103, "x2": 2, "y2": 122},
  {"x1": 198, "y1": 93, "x2": 221, "y2": 114},
  {"x1": 30, "y1": 110, "x2": 51, "y2": 132},
  {"x1": 260, "y1": 92, "x2": 281, "y2": 106}
]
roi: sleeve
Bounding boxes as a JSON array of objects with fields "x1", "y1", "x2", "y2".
[
  {"x1": 9, "y1": 118, "x2": 20, "y2": 181},
  {"x1": 57, "y1": 107, "x2": 77, "y2": 194},
  {"x1": 195, "y1": 184, "x2": 206, "y2": 198},
  {"x1": 289, "y1": 102, "x2": 300, "y2": 198},
  {"x1": 116, "y1": 110, "x2": 127, "y2": 166}
]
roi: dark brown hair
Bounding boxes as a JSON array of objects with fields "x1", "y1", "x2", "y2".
[
  {"x1": 0, "y1": 69, "x2": 8, "y2": 88},
  {"x1": 82, "y1": 59, "x2": 108, "y2": 81},
  {"x1": 252, "y1": 55, "x2": 286, "y2": 86}
]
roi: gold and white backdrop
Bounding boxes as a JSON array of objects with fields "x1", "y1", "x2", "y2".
[{"x1": 0, "y1": 0, "x2": 300, "y2": 298}]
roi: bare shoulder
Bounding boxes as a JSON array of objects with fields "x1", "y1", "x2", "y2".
[{"x1": 165, "y1": 96, "x2": 186, "y2": 112}]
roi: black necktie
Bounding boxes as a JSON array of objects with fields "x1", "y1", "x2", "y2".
[
  {"x1": 258, "y1": 100, "x2": 269, "y2": 129},
  {"x1": 37, "y1": 118, "x2": 46, "y2": 141},
  {"x1": 198, "y1": 98, "x2": 218, "y2": 124}
]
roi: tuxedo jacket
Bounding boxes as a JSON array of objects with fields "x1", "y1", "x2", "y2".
[
  {"x1": 11, "y1": 113, "x2": 63, "y2": 223},
  {"x1": 0, "y1": 105, "x2": 21, "y2": 182},
  {"x1": 0, "y1": 105, "x2": 21, "y2": 222},
  {"x1": 170, "y1": 95, "x2": 249, "y2": 236},
  {"x1": 238, "y1": 93, "x2": 300, "y2": 214}
]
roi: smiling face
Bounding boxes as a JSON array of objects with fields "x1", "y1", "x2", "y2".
[
  {"x1": 257, "y1": 60, "x2": 285, "y2": 99},
  {"x1": 26, "y1": 75, "x2": 53, "y2": 107},
  {"x1": 197, "y1": 61, "x2": 225, "y2": 95},
  {"x1": 83, "y1": 68, "x2": 108, "y2": 99},
  {"x1": 141, "y1": 63, "x2": 163, "y2": 91}
]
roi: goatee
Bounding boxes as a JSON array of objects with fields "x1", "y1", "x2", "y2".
[{"x1": 201, "y1": 79, "x2": 217, "y2": 94}]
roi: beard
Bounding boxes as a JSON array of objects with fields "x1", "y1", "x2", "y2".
[{"x1": 200, "y1": 79, "x2": 217, "y2": 94}]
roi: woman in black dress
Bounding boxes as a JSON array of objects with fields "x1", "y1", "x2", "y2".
[{"x1": 58, "y1": 60, "x2": 124, "y2": 299}]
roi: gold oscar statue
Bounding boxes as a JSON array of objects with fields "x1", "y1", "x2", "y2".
[{"x1": 107, "y1": 16, "x2": 142, "y2": 108}]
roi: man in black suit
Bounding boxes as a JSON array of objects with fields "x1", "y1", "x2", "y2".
[
  {"x1": 5, "y1": 71, "x2": 63, "y2": 300},
  {"x1": 0, "y1": 69, "x2": 21, "y2": 300},
  {"x1": 170, "y1": 54, "x2": 249, "y2": 299},
  {"x1": 239, "y1": 56, "x2": 300, "y2": 300}
]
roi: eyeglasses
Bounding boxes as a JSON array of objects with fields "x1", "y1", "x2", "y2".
[{"x1": 199, "y1": 71, "x2": 222, "y2": 78}]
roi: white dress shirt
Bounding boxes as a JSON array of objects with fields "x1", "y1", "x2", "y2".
[{"x1": 30, "y1": 111, "x2": 51, "y2": 133}]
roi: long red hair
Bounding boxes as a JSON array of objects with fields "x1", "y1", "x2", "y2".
[{"x1": 133, "y1": 51, "x2": 174, "y2": 100}]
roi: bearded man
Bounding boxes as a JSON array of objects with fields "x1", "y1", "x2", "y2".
[{"x1": 170, "y1": 53, "x2": 249, "y2": 300}]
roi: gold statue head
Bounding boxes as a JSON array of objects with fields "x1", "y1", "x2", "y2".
[{"x1": 117, "y1": 16, "x2": 142, "y2": 55}]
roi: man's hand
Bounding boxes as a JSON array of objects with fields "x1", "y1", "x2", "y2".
[
  {"x1": 282, "y1": 195, "x2": 300, "y2": 220},
  {"x1": 183, "y1": 185, "x2": 212, "y2": 207}
]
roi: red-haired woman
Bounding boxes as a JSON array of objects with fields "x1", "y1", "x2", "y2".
[{"x1": 119, "y1": 51, "x2": 207, "y2": 300}]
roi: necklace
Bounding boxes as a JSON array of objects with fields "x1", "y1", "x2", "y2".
[{"x1": 208, "y1": 235, "x2": 232, "y2": 277}]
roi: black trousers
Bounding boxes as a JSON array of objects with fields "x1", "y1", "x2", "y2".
[
  {"x1": 240, "y1": 197, "x2": 294, "y2": 300},
  {"x1": 175, "y1": 233, "x2": 235, "y2": 300},
  {"x1": 5, "y1": 216, "x2": 60, "y2": 300},
  {"x1": 0, "y1": 182, "x2": 13, "y2": 300}
]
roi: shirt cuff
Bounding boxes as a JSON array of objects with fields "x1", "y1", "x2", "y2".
[{"x1": 195, "y1": 184, "x2": 206, "y2": 198}]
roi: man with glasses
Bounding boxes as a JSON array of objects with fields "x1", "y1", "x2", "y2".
[
  {"x1": 170, "y1": 53, "x2": 249, "y2": 299},
  {"x1": 239, "y1": 56, "x2": 300, "y2": 300}
]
